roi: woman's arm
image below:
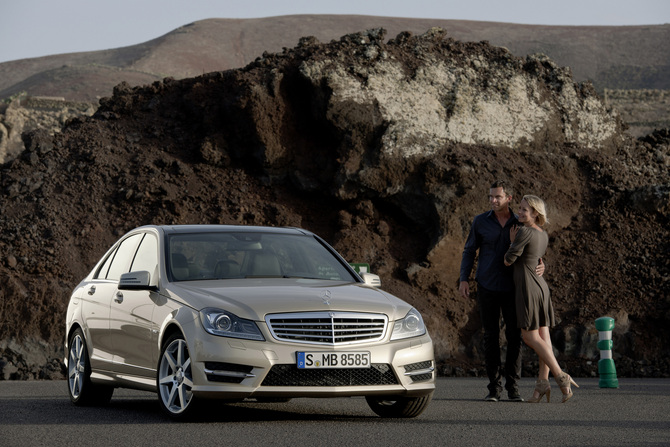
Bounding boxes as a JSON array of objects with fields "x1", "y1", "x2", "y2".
[{"x1": 504, "y1": 226, "x2": 530, "y2": 266}]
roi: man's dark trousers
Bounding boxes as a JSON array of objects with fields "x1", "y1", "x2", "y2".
[{"x1": 477, "y1": 285, "x2": 522, "y2": 394}]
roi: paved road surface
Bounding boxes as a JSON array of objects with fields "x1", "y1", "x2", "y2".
[{"x1": 1, "y1": 377, "x2": 668, "y2": 446}]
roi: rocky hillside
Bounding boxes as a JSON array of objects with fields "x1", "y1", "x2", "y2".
[
  {"x1": 0, "y1": 28, "x2": 668, "y2": 380},
  {"x1": 604, "y1": 89, "x2": 670, "y2": 136},
  {"x1": 0, "y1": 96, "x2": 96, "y2": 162},
  {"x1": 2, "y1": 17, "x2": 669, "y2": 163}
]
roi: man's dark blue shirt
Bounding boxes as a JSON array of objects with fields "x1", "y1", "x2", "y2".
[{"x1": 460, "y1": 209, "x2": 518, "y2": 292}]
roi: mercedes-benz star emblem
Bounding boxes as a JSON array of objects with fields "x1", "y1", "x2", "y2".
[{"x1": 321, "y1": 290, "x2": 332, "y2": 305}]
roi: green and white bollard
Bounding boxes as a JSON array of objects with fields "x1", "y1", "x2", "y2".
[{"x1": 595, "y1": 317, "x2": 619, "y2": 388}]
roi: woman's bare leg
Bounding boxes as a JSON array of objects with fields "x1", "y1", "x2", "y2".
[
  {"x1": 527, "y1": 326, "x2": 552, "y2": 399},
  {"x1": 521, "y1": 328, "x2": 562, "y2": 379},
  {"x1": 537, "y1": 326, "x2": 552, "y2": 380}
]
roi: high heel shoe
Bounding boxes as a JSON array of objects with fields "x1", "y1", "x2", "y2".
[
  {"x1": 526, "y1": 379, "x2": 551, "y2": 403},
  {"x1": 555, "y1": 372, "x2": 579, "y2": 403}
]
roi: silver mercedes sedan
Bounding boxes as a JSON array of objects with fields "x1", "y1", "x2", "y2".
[{"x1": 65, "y1": 225, "x2": 435, "y2": 419}]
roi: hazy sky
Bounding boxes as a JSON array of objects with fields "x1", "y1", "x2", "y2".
[{"x1": 1, "y1": 0, "x2": 668, "y2": 63}]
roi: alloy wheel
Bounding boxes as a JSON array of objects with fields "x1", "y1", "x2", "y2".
[
  {"x1": 158, "y1": 337, "x2": 194, "y2": 415},
  {"x1": 68, "y1": 333, "x2": 86, "y2": 399}
]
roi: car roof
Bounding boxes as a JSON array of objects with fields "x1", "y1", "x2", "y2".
[{"x1": 134, "y1": 224, "x2": 314, "y2": 236}]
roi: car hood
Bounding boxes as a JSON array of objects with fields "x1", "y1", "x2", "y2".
[{"x1": 163, "y1": 278, "x2": 413, "y2": 321}]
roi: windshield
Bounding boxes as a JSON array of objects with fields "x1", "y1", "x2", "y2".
[{"x1": 166, "y1": 231, "x2": 358, "y2": 282}]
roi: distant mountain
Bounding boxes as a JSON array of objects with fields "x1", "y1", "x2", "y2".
[{"x1": 1, "y1": 15, "x2": 669, "y2": 103}]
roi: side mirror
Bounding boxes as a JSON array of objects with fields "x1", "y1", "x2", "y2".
[
  {"x1": 360, "y1": 273, "x2": 382, "y2": 288},
  {"x1": 119, "y1": 271, "x2": 158, "y2": 291}
]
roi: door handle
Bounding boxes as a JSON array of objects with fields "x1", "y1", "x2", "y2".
[{"x1": 114, "y1": 291, "x2": 124, "y2": 303}]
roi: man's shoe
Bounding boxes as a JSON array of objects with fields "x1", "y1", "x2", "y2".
[
  {"x1": 484, "y1": 391, "x2": 500, "y2": 402},
  {"x1": 508, "y1": 389, "x2": 524, "y2": 402}
]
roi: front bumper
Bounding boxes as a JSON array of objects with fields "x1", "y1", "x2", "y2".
[{"x1": 188, "y1": 332, "x2": 435, "y2": 400}]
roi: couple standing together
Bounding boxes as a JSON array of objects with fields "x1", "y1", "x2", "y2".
[{"x1": 459, "y1": 180, "x2": 578, "y2": 403}]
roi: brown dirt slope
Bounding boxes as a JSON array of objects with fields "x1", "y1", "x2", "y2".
[{"x1": 0, "y1": 28, "x2": 668, "y2": 380}]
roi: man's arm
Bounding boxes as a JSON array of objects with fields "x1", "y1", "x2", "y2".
[{"x1": 459, "y1": 218, "x2": 479, "y2": 298}]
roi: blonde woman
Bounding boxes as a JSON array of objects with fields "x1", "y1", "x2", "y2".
[{"x1": 504, "y1": 195, "x2": 578, "y2": 403}]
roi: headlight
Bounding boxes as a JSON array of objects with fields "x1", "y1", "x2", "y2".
[
  {"x1": 391, "y1": 308, "x2": 426, "y2": 340},
  {"x1": 200, "y1": 308, "x2": 265, "y2": 341}
]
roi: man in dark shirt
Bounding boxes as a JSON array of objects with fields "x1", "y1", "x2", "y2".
[{"x1": 459, "y1": 180, "x2": 543, "y2": 402}]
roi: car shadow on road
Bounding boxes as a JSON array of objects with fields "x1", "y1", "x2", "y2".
[{"x1": 0, "y1": 396, "x2": 383, "y2": 424}]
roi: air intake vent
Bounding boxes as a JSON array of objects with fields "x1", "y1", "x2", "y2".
[{"x1": 261, "y1": 363, "x2": 398, "y2": 386}]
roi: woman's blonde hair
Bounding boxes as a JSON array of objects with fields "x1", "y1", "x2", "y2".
[{"x1": 523, "y1": 195, "x2": 549, "y2": 226}]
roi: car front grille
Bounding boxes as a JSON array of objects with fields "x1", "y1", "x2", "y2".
[
  {"x1": 261, "y1": 363, "x2": 398, "y2": 386},
  {"x1": 265, "y1": 312, "x2": 388, "y2": 345}
]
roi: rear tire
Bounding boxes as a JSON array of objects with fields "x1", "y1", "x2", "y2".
[
  {"x1": 157, "y1": 333, "x2": 197, "y2": 419},
  {"x1": 365, "y1": 392, "x2": 433, "y2": 418},
  {"x1": 67, "y1": 328, "x2": 113, "y2": 406}
]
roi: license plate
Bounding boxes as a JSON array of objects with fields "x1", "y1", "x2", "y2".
[{"x1": 297, "y1": 351, "x2": 371, "y2": 369}]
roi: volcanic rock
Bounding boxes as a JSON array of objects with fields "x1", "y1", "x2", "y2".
[{"x1": 0, "y1": 28, "x2": 668, "y2": 379}]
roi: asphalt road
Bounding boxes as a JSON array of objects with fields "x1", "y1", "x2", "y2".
[{"x1": 1, "y1": 377, "x2": 668, "y2": 447}]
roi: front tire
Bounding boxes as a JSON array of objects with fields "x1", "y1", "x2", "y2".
[
  {"x1": 67, "y1": 328, "x2": 113, "y2": 406},
  {"x1": 365, "y1": 392, "x2": 433, "y2": 418},
  {"x1": 157, "y1": 333, "x2": 197, "y2": 419}
]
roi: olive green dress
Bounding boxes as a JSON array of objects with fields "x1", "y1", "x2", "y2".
[{"x1": 504, "y1": 226, "x2": 555, "y2": 330}]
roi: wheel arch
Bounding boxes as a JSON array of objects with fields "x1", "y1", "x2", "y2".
[
  {"x1": 156, "y1": 305, "x2": 198, "y2": 353},
  {"x1": 160, "y1": 323, "x2": 185, "y2": 349}
]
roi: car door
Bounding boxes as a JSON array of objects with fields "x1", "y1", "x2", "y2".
[
  {"x1": 110, "y1": 232, "x2": 160, "y2": 379},
  {"x1": 83, "y1": 233, "x2": 143, "y2": 372}
]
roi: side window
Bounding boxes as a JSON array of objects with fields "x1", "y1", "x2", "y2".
[
  {"x1": 130, "y1": 233, "x2": 158, "y2": 280},
  {"x1": 106, "y1": 233, "x2": 143, "y2": 281},
  {"x1": 95, "y1": 247, "x2": 117, "y2": 280}
]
